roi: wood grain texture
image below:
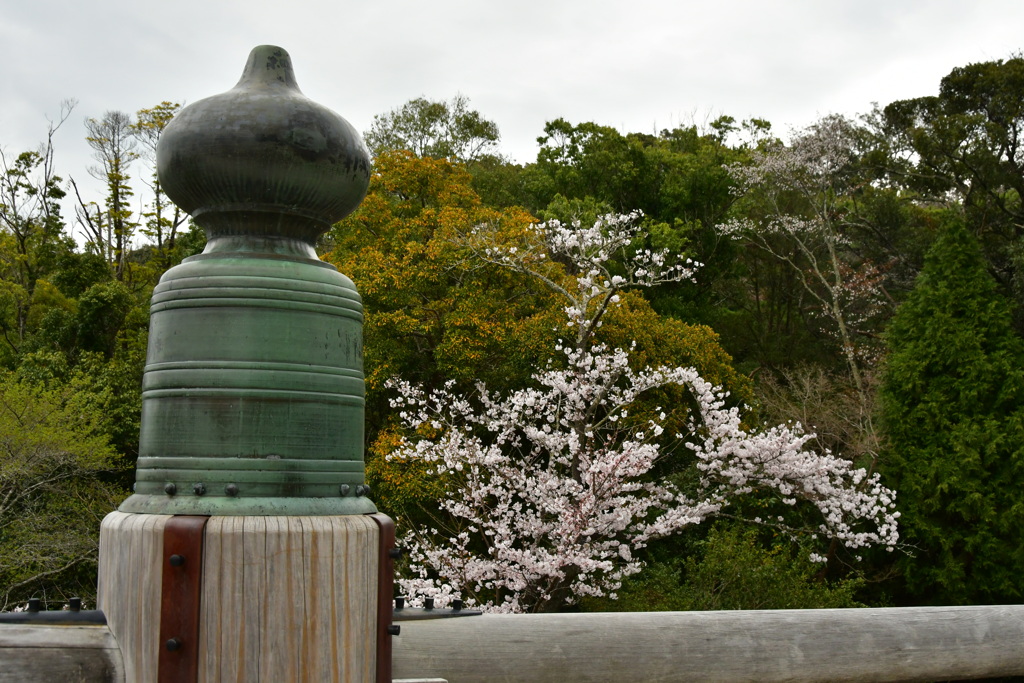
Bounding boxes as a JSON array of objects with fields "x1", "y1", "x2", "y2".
[
  {"x1": 392, "y1": 606, "x2": 1024, "y2": 683},
  {"x1": 197, "y1": 515, "x2": 379, "y2": 683},
  {"x1": 367, "y1": 514, "x2": 396, "y2": 683},
  {"x1": 98, "y1": 511, "x2": 172, "y2": 683},
  {"x1": 0, "y1": 624, "x2": 125, "y2": 682}
]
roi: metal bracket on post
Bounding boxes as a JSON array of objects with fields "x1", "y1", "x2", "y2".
[
  {"x1": 158, "y1": 515, "x2": 209, "y2": 683},
  {"x1": 368, "y1": 513, "x2": 396, "y2": 683}
]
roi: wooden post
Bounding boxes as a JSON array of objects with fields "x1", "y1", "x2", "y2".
[
  {"x1": 99, "y1": 511, "x2": 380, "y2": 682},
  {"x1": 97, "y1": 512, "x2": 167, "y2": 682}
]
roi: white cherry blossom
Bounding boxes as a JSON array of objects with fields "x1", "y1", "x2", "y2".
[{"x1": 389, "y1": 213, "x2": 899, "y2": 613}]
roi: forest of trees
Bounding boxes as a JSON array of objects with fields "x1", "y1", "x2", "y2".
[{"x1": 3, "y1": 55, "x2": 1024, "y2": 611}]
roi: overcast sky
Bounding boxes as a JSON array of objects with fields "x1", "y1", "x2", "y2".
[{"x1": 2, "y1": 0, "x2": 1023, "y2": 216}]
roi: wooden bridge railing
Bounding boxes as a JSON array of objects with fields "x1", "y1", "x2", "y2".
[{"x1": 3, "y1": 604, "x2": 1024, "y2": 681}]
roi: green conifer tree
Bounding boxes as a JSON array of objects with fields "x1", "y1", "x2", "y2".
[{"x1": 881, "y1": 218, "x2": 1024, "y2": 604}]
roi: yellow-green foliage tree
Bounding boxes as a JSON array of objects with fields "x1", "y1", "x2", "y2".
[
  {"x1": 324, "y1": 151, "x2": 559, "y2": 517},
  {"x1": 0, "y1": 375, "x2": 125, "y2": 609}
]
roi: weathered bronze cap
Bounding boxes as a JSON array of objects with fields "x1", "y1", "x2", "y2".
[{"x1": 156, "y1": 45, "x2": 371, "y2": 245}]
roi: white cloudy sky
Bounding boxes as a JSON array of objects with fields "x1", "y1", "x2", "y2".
[{"x1": 2, "y1": 0, "x2": 1023, "y2": 212}]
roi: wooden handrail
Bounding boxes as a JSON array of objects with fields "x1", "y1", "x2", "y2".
[
  {"x1": 5, "y1": 604, "x2": 1024, "y2": 681},
  {"x1": 392, "y1": 605, "x2": 1024, "y2": 683},
  {"x1": 0, "y1": 623, "x2": 124, "y2": 682}
]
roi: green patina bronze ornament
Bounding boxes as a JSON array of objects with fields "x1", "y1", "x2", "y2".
[{"x1": 119, "y1": 45, "x2": 375, "y2": 515}]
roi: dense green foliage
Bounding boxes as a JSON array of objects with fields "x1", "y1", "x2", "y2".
[
  {"x1": 365, "y1": 96, "x2": 501, "y2": 165},
  {"x1": 0, "y1": 375, "x2": 124, "y2": 608},
  {"x1": 881, "y1": 57, "x2": 1024, "y2": 302},
  {"x1": 585, "y1": 523, "x2": 863, "y2": 611},
  {"x1": 881, "y1": 220, "x2": 1024, "y2": 605}
]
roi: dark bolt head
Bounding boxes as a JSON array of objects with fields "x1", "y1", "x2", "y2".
[
  {"x1": 164, "y1": 482, "x2": 177, "y2": 495},
  {"x1": 193, "y1": 482, "x2": 206, "y2": 496},
  {"x1": 386, "y1": 624, "x2": 401, "y2": 636},
  {"x1": 225, "y1": 483, "x2": 239, "y2": 497},
  {"x1": 69, "y1": 597, "x2": 82, "y2": 612},
  {"x1": 165, "y1": 637, "x2": 182, "y2": 652},
  {"x1": 169, "y1": 554, "x2": 186, "y2": 568},
  {"x1": 394, "y1": 596, "x2": 405, "y2": 609},
  {"x1": 423, "y1": 597, "x2": 434, "y2": 610},
  {"x1": 355, "y1": 484, "x2": 368, "y2": 497},
  {"x1": 388, "y1": 546, "x2": 403, "y2": 560},
  {"x1": 27, "y1": 598, "x2": 41, "y2": 613},
  {"x1": 339, "y1": 484, "x2": 350, "y2": 496},
  {"x1": 452, "y1": 599, "x2": 464, "y2": 611}
]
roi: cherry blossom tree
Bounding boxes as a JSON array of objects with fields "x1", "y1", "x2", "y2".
[
  {"x1": 718, "y1": 115, "x2": 892, "y2": 471},
  {"x1": 388, "y1": 211, "x2": 899, "y2": 613},
  {"x1": 719, "y1": 116, "x2": 888, "y2": 396}
]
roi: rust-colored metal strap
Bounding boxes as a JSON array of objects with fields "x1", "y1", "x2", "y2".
[
  {"x1": 158, "y1": 515, "x2": 209, "y2": 683},
  {"x1": 368, "y1": 513, "x2": 396, "y2": 683}
]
